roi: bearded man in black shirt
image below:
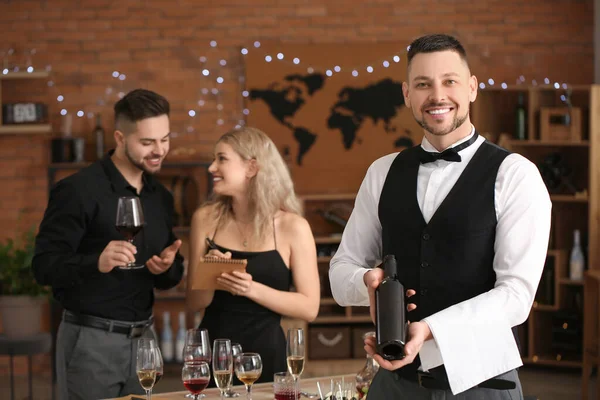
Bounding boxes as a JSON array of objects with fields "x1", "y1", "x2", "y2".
[{"x1": 33, "y1": 89, "x2": 184, "y2": 400}]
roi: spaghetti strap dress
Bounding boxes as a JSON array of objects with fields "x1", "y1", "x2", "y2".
[{"x1": 199, "y1": 219, "x2": 292, "y2": 384}]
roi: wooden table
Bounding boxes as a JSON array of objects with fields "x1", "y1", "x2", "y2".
[{"x1": 108, "y1": 374, "x2": 355, "y2": 400}]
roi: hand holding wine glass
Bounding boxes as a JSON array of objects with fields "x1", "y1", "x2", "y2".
[
  {"x1": 182, "y1": 361, "x2": 211, "y2": 400},
  {"x1": 234, "y1": 353, "x2": 262, "y2": 400},
  {"x1": 136, "y1": 338, "x2": 158, "y2": 400},
  {"x1": 286, "y1": 328, "x2": 305, "y2": 400},
  {"x1": 115, "y1": 196, "x2": 145, "y2": 269},
  {"x1": 213, "y1": 339, "x2": 233, "y2": 400}
]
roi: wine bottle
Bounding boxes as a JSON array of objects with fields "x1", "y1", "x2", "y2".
[
  {"x1": 94, "y1": 114, "x2": 105, "y2": 160},
  {"x1": 375, "y1": 255, "x2": 406, "y2": 361},
  {"x1": 569, "y1": 229, "x2": 585, "y2": 280},
  {"x1": 175, "y1": 311, "x2": 186, "y2": 363},
  {"x1": 515, "y1": 92, "x2": 526, "y2": 140},
  {"x1": 161, "y1": 311, "x2": 174, "y2": 363}
]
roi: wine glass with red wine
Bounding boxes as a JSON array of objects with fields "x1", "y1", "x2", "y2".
[
  {"x1": 115, "y1": 196, "x2": 145, "y2": 269},
  {"x1": 182, "y1": 361, "x2": 211, "y2": 400}
]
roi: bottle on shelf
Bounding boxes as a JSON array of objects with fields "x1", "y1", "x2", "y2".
[
  {"x1": 93, "y1": 113, "x2": 105, "y2": 160},
  {"x1": 161, "y1": 311, "x2": 174, "y2": 363},
  {"x1": 175, "y1": 311, "x2": 186, "y2": 363},
  {"x1": 375, "y1": 255, "x2": 406, "y2": 361},
  {"x1": 515, "y1": 92, "x2": 527, "y2": 140},
  {"x1": 569, "y1": 229, "x2": 585, "y2": 280},
  {"x1": 355, "y1": 331, "x2": 380, "y2": 399}
]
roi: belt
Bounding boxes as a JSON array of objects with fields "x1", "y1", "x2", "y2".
[
  {"x1": 417, "y1": 371, "x2": 517, "y2": 391},
  {"x1": 63, "y1": 311, "x2": 153, "y2": 338}
]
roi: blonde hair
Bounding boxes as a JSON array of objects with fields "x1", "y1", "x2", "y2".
[{"x1": 208, "y1": 127, "x2": 303, "y2": 242}]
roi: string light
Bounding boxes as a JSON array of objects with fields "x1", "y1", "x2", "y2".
[{"x1": 5, "y1": 43, "x2": 577, "y2": 138}]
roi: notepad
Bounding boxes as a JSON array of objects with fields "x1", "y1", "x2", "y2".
[{"x1": 190, "y1": 256, "x2": 248, "y2": 290}]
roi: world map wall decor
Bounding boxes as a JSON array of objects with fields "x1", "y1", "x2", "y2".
[{"x1": 245, "y1": 43, "x2": 422, "y2": 193}]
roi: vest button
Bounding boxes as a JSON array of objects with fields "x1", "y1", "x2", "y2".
[
  {"x1": 421, "y1": 288, "x2": 428, "y2": 296},
  {"x1": 421, "y1": 261, "x2": 428, "y2": 268},
  {"x1": 422, "y1": 233, "x2": 430, "y2": 240}
]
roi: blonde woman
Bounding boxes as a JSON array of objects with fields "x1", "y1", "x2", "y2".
[{"x1": 186, "y1": 127, "x2": 320, "y2": 383}]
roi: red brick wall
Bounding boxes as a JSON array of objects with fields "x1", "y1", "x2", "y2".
[{"x1": 0, "y1": 0, "x2": 594, "y2": 239}]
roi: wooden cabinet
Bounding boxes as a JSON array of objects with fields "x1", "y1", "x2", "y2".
[
  {"x1": 471, "y1": 84, "x2": 600, "y2": 369},
  {"x1": 0, "y1": 71, "x2": 52, "y2": 134}
]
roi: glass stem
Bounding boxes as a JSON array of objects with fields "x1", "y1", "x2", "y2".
[
  {"x1": 246, "y1": 384, "x2": 252, "y2": 400},
  {"x1": 146, "y1": 388, "x2": 151, "y2": 400}
]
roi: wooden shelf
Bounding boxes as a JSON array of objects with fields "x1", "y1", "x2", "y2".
[
  {"x1": 313, "y1": 315, "x2": 372, "y2": 324},
  {"x1": 508, "y1": 140, "x2": 589, "y2": 147},
  {"x1": 300, "y1": 193, "x2": 356, "y2": 201},
  {"x1": 0, "y1": 124, "x2": 51, "y2": 134},
  {"x1": 317, "y1": 256, "x2": 332, "y2": 263},
  {"x1": 531, "y1": 303, "x2": 559, "y2": 311},
  {"x1": 559, "y1": 278, "x2": 584, "y2": 286},
  {"x1": 550, "y1": 194, "x2": 589, "y2": 203},
  {"x1": 173, "y1": 226, "x2": 191, "y2": 235},
  {"x1": 315, "y1": 236, "x2": 342, "y2": 244},
  {"x1": 523, "y1": 356, "x2": 582, "y2": 368},
  {"x1": 0, "y1": 71, "x2": 50, "y2": 80},
  {"x1": 155, "y1": 290, "x2": 185, "y2": 300},
  {"x1": 320, "y1": 298, "x2": 339, "y2": 306}
]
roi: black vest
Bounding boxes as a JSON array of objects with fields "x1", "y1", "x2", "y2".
[{"x1": 378, "y1": 139, "x2": 512, "y2": 379}]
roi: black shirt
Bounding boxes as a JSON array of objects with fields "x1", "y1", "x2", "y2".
[{"x1": 32, "y1": 151, "x2": 184, "y2": 321}]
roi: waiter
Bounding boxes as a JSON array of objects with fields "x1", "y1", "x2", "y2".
[{"x1": 329, "y1": 34, "x2": 551, "y2": 399}]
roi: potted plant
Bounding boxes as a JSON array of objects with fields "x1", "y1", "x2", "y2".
[{"x1": 0, "y1": 227, "x2": 49, "y2": 337}]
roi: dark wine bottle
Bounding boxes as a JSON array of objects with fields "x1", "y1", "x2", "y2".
[
  {"x1": 515, "y1": 92, "x2": 526, "y2": 140},
  {"x1": 375, "y1": 254, "x2": 406, "y2": 361}
]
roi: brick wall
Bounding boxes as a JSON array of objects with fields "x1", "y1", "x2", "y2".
[
  {"x1": 0, "y1": 0, "x2": 594, "y2": 240},
  {"x1": 0, "y1": 0, "x2": 594, "y2": 378}
]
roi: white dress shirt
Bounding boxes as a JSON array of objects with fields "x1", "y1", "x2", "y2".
[{"x1": 329, "y1": 128, "x2": 552, "y2": 394}]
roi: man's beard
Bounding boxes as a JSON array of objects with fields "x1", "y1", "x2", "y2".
[
  {"x1": 125, "y1": 144, "x2": 161, "y2": 175},
  {"x1": 415, "y1": 105, "x2": 469, "y2": 136}
]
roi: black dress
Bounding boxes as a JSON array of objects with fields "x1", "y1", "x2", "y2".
[{"x1": 199, "y1": 222, "x2": 291, "y2": 384}]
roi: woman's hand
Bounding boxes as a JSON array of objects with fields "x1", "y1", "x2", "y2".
[
  {"x1": 206, "y1": 249, "x2": 232, "y2": 259},
  {"x1": 217, "y1": 270, "x2": 255, "y2": 297}
]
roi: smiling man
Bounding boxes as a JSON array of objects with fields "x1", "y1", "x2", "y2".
[
  {"x1": 33, "y1": 89, "x2": 184, "y2": 400},
  {"x1": 329, "y1": 34, "x2": 552, "y2": 399}
]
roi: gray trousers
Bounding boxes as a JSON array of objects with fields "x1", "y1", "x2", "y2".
[
  {"x1": 56, "y1": 319, "x2": 156, "y2": 400},
  {"x1": 367, "y1": 368, "x2": 523, "y2": 400}
]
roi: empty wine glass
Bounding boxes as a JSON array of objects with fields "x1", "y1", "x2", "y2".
[
  {"x1": 224, "y1": 343, "x2": 242, "y2": 398},
  {"x1": 286, "y1": 328, "x2": 305, "y2": 400},
  {"x1": 234, "y1": 352, "x2": 262, "y2": 400},
  {"x1": 115, "y1": 196, "x2": 145, "y2": 269},
  {"x1": 213, "y1": 339, "x2": 233, "y2": 400},
  {"x1": 183, "y1": 329, "x2": 212, "y2": 362},
  {"x1": 136, "y1": 338, "x2": 157, "y2": 400},
  {"x1": 182, "y1": 361, "x2": 211, "y2": 400}
]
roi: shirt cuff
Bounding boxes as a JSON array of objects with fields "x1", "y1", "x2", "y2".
[
  {"x1": 418, "y1": 324, "x2": 444, "y2": 371},
  {"x1": 424, "y1": 314, "x2": 523, "y2": 394},
  {"x1": 351, "y1": 268, "x2": 370, "y2": 307}
]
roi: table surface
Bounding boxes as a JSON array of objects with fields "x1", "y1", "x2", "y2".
[{"x1": 107, "y1": 374, "x2": 357, "y2": 400}]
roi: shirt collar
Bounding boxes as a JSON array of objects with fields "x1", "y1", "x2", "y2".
[
  {"x1": 420, "y1": 125, "x2": 476, "y2": 153},
  {"x1": 100, "y1": 149, "x2": 157, "y2": 193}
]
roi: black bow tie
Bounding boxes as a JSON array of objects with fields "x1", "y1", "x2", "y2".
[{"x1": 418, "y1": 132, "x2": 479, "y2": 164}]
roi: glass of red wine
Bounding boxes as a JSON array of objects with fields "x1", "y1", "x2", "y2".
[
  {"x1": 115, "y1": 196, "x2": 145, "y2": 269},
  {"x1": 183, "y1": 329, "x2": 211, "y2": 399},
  {"x1": 182, "y1": 361, "x2": 211, "y2": 400}
]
